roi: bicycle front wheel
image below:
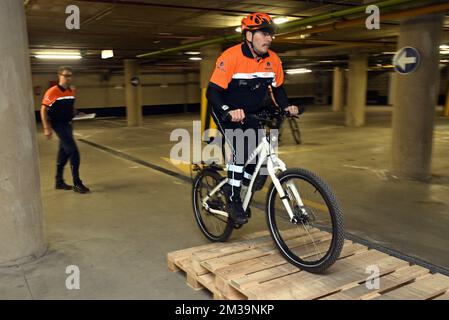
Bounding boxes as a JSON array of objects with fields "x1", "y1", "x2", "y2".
[{"x1": 266, "y1": 168, "x2": 344, "y2": 273}]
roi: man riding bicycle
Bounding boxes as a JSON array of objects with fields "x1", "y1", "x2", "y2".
[{"x1": 206, "y1": 12, "x2": 301, "y2": 225}]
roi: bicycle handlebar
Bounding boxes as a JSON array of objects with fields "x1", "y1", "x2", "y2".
[{"x1": 222, "y1": 109, "x2": 298, "y2": 124}]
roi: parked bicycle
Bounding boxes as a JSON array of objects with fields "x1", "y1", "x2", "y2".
[
  {"x1": 192, "y1": 110, "x2": 344, "y2": 273},
  {"x1": 267, "y1": 112, "x2": 302, "y2": 145},
  {"x1": 264, "y1": 85, "x2": 302, "y2": 145}
]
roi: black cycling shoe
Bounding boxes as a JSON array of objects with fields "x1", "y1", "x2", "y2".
[
  {"x1": 222, "y1": 184, "x2": 248, "y2": 225},
  {"x1": 55, "y1": 181, "x2": 73, "y2": 190},
  {"x1": 227, "y1": 200, "x2": 248, "y2": 225},
  {"x1": 73, "y1": 182, "x2": 90, "y2": 194}
]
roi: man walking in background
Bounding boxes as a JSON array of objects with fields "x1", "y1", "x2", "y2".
[{"x1": 40, "y1": 66, "x2": 90, "y2": 193}]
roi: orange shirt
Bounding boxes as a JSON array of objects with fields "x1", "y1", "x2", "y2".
[
  {"x1": 42, "y1": 85, "x2": 76, "y2": 122},
  {"x1": 209, "y1": 42, "x2": 284, "y2": 113}
]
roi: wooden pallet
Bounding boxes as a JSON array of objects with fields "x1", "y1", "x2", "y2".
[{"x1": 167, "y1": 229, "x2": 449, "y2": 300}]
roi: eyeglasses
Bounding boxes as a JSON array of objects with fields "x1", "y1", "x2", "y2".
[{"x1": 257, "y1": 31, "x2": 275, "y2": 38}]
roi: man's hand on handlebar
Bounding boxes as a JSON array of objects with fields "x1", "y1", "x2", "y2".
[
  {"x1": 228, "y1": 109, "x2": 245, "y2": 122},
  {"x1": 284, "y1": 105, "x2": 301, "y2": 116}
]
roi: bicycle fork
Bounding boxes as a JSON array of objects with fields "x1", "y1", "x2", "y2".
[{"x1": 267, "y1": 156, "x2": 308, "y2": 223}]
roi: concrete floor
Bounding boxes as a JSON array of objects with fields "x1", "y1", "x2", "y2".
[{"x1": 1, "y1": 105, "x2": 448, "y2": 299}]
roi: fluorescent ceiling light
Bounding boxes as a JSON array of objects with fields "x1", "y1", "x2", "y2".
[
  {"x1": 440, "y1": 45, "x2": 449, "y2": 50},
  {"x1": 286, "y1": 68, "x2": 312, "y2": 74},
  {"x1": 35, "y1": 55, "x2": 82, "y2": 60},
  {"x1": 35, "y1": 50, "x2": 80, "y2": 56},
  {"x1": 235, "y1": 27, "x2": 242, "y2": 33},
  {"x1": 34, "y1": 50, "x2": 81, "y2": 60},
  {"x1": 101, "y1": 50, "x2": 114, "y2": 59},
  {"x1": 185, "y1": 51, "x2": 201, "y2": 55},
  {"x1": 382, "y1": 52, "x2": 396, "y2": 55},
  {"x1": 273, "y1": 17, "x2": 289, "y2": 25},
  {"x1": 189, "y1": 57, "x2": 202, "y2": 61}
]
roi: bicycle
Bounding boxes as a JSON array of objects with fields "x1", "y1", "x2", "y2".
[
  {"x1": 192, "y1": 110, "x2": 344, "y2": 273},
  {"x1": 269, "y1": 113, "x2": 302, "y2": 145}
]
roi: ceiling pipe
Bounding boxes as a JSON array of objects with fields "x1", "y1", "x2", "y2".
[
  {"x1": 285, "y1": 43, "x2": 396, "y2": 57},
  {"x1": 74, "y1": 0, "x2": 310, "y2": 19},
  {"x1": 136, "y1": 0, "x2": 422, "y2": 59},
  {"x1": 279, "y1": 1, "x2": 449, "y2": 41}
]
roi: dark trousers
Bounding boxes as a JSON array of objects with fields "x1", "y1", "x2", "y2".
[
  {"x1": 211, "y1": 111, "x2": 263, "y2": 201},
  {"x1": 52, "y1": 121, "x2": 81, "y2": 185}
]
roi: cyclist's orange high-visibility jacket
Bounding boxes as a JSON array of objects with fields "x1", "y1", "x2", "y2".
[{"x1": 207, "y1": 42, "x2": 289, "y2": 118}]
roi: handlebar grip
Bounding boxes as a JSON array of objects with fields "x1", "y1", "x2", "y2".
[{"x1": 222, "y1": 112, "x2": 232, "y2": 122}]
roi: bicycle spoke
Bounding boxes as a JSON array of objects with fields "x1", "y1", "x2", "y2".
[
  {"x1": 193, "y1": 170, "x2": 231, "y2": 240},
  {"x1": 272, "y1": 174, "x2": 335, "y2": 265}
]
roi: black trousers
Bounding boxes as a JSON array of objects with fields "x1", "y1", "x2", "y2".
[
  {"x1": 52, "y1": 121, "x2": 81, "y2": 185},
  {"x1": 211, "y1": 111, "x2": 263, "y2": 201}
]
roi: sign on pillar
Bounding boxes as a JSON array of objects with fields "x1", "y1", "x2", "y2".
[{"x1": 393, "y1": 47, "x2": 421, "y2": 74}]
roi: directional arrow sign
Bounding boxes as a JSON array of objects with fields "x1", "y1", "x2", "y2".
[
  {"x1": 130, "y1": 76, "x2": 140, "y2": 86},
  {"x1": 393, "y1": 47, "x2": 420, "y2": 74}
]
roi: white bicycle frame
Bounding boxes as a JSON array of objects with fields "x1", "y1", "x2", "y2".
[{"x1": 201, "y1": 133, "x2": 307, "y2": 222}]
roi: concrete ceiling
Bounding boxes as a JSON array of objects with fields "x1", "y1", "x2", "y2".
[{"x1": 24, "y1": 0, "x2": 449, "y2": 74}]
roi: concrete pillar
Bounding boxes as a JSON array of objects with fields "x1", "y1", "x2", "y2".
[
  {"x1": 200, "y1": 45, "x2": 221, "y2": 140},
  {"x1": 124, "y1": 59, "x2": 143, "y2": 127},
  {"x1": 332, "y1": 67, "x2": 344, "y2": 112},
  {"x1": 388, "y1": 72, "x2": 398, "y2": 106},
  {"x1": 391, "y1": 14, "x2": 443, "y2": 180},
  {"x1": 0, "y1": 0, "x2": 46, "y2": 266},
  {"x1": 345, "y1": 54, "x2": 368, "y2": 127}
]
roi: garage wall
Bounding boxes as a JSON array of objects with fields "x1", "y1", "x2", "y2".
[
  {"x1": 32, "y1": 69, "x2": 448, "y2": 112},
  {"x1": 31, "y1": 71, "x2": 329, "y2": 110},
  {"x1": 31, "y1": 73, "x2": 200, "y2": 110}
]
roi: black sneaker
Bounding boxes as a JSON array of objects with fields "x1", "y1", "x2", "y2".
[
  {"x1": 73, "y1": 182, "x2": 90, "y2": 194},
  {"x1": 227, "y1": 200, "x2": 248, "y2": 225},
  {"x1": 222, "y1": 184, "x2": 248, "y2": 225},
  {"x1": 55, "y1": 181, "x2": 73, "y2": 190}
]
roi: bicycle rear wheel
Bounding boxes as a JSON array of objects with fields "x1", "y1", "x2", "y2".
[
  {"x1": 192, "y1": 168, "x2": 234, "y2": 242},
  {"x1": 266, "y1": 168, "x2": 344, "y2": 273}
]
